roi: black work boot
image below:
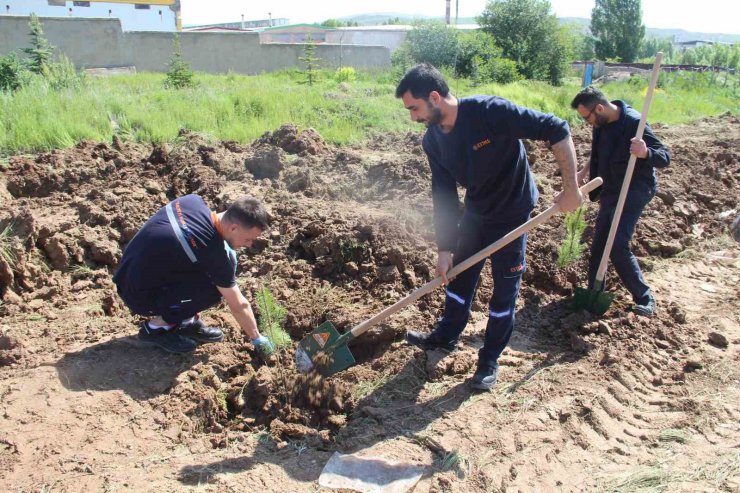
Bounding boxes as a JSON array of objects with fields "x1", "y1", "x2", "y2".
[
  {"x1": 471, "y1": 361, "x2": 499, "y2": 391},
  {"x1": 176, "y1": 318, "x2": 224, "y2": 343},
  {"x1": 405, "y1": 330, "x2": 458, "y2": 353},
  {"x1": 138, "y1": 322, "x2": 197, "y2": 354}
]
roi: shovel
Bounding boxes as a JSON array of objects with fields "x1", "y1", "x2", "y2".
[
  {"x1": 295, "y1": 178, "x2": 604, "y2": 376},
  {"x1": 573, "y1": 52, "x2": 663, "y2": 315}
]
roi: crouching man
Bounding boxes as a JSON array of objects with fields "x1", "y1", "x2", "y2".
[{"x1": 113, "y1": 194, "x2": 275, "y2": 355}]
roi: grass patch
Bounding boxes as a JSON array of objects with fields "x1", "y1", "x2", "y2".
[
  {"x1": 658, "y1": 428, "x2": 689, "y2": 444},
  {"x1": 602, "y1": 451, "x2": 740, "y2": 492},
  {"x1": 1, "y1": 69, "x2": 736, "y2": 156},
  {"x1": 69, "y1": 264, "x2": 96, "y2": 276},
  {"x1": 605, "y1": 466, "x2": 672, "y2": 492},
  {"x1": 350, "y1": 372, "x2": 393, "y2": 403},
  {"x1": 440, "y1": 450, "x2": 463, "y2": 471},
  {"x1": 0, "y1": 223, "x2": 17, "y2": 269}
]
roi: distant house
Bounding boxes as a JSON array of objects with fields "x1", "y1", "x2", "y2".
[
  {"x1": 261, "y1": 23, "x2": 480, "y2": 51},
  {"x1": 675, "y1": 40, "x2": 716, "y2": 51},
  {"x1": 259, "y1": 24, "x2": 329, "y2": 44},
  {"x1": 1, "y1": 0, "x2": 180, "y2": 31},
  {"x1": 184, "y1": 18, "x2": 289, "y2": 31}
]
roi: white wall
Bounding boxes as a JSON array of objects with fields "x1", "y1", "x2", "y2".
[{"x1": 1, "y1": 0, "x2": 176, "y2": 32}]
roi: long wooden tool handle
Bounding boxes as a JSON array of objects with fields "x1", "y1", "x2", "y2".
[
  {"x1": 349, "y1": 177, "x2": 604, "y2": 338},
  {"x1": 594, "y1": 52, "x2": 663, "y2": 284}
]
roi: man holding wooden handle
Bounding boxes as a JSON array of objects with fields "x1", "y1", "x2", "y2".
[
  {"x1": 396, "y1": 63, "x2": 583, "y2": 391},
  {"x1": 571, "y1": 86, "x2": 671, "y2": 317}
]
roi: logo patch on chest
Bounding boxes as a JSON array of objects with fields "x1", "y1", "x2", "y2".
[{"x1": 472, "y1": 138, "x2": 491, "y2": 151}]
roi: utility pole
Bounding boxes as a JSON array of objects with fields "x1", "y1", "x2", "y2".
[
  {"x1": 455, "y1": 0, "x2": 459, "y2": 25},
  {"x1": 445, "y1": 0, "x2": 451, "y2": 25}
]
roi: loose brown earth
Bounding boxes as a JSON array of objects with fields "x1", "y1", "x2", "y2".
[{"x1": 0, "y1": 117, "x2": 738, "y2": 492}]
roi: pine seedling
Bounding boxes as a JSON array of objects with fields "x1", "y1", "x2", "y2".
[
  {"x1": 23, "y1": 14, "x2": 54, "y2": 75},
  {"x1": 164, "y1": 35, "x2": 195, "y2": 89},
  {"x1": 299, "y1": 34, "x2": 320, "y2": 86},
  {"x1": 255, "y1": 287, "x2": 291, "y2": 349},
  {"x1": 557, "y1": 205, "x2": 588, "y2": 267}
]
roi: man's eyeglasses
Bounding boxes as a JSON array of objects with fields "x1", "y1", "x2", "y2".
[{"x1": 580, "y1": 106, "x2": 597, "y2": 121}]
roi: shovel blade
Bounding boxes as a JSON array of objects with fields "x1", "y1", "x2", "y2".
[
  {"x1": 573, "y1": 287, "x2": 615, "y2": 316},
  {"x1": 297, "y1": 321, "x2": 356, "y2": 376}
]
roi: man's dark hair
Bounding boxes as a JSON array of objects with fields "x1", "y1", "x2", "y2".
[
  {"x1": 223, "y1": 196, "x2": 270, "y2": 231},
  {"x1": 395, "y1": 63, "x2": 450, "y2": 100},
  {"x1": 570, "y1": 86, "x2": 610, "y2": 110}
]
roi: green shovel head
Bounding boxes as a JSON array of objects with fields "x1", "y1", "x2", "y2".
[
  {"x1": 296, "y1": 321, "x2": 356, "y2": 376},
  {"x1": 573, "y1": 287, "x2": 615, "y2": 316}
]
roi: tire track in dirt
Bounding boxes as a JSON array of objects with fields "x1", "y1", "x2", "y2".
[{"x1": 390, "y1": 250, "x2": 738, "y2": 492}]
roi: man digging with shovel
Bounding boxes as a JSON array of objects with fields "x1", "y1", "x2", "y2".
[
  {"x1": 395, "y1": 64, "x2": 583, "y2": 391},
  {"x1": 571, "y1": 86, "x2": 670, "y2": 317},
  {"x1": 113, "y1": 194, "x2": 275, "y2": 356}
]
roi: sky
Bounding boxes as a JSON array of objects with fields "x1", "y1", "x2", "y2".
[{"x1": 181, "y1": 0, "x2": 740, "y2": 35}]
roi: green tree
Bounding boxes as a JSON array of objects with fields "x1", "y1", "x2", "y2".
[
  {"x1": 22, "y1": 14, "x2": 54, "y2": 74},
  {"x1": 404, "y1": 21, "x2": 460, "y2": 69},
  {"x1": 164, "y1": 35, "x2": 195, "y2": 89},
  {"x1": 546, "y1": 24, "x2": 576, "y2": 85},
  {"x1": 562, "y1": 21, "x2": 596, "y2": 60},
  {"x1": 590, "y1": 0, "x2": 645, "y2": 62},
  {"x1": 477, "y1": 0, "x2": 569, "y2": 83},
  {"x1": 320, "y1": 19, "x2": 344, "y2": 28},
  {"x1": 452, "y1": 30, "x2": 520, "y2": 83},
  {"x1": 454, "y1": 30, "x2": 498, "y2": 78},
  {"x1": 639, "y1": 36, "x2": 674, "y2": 61}
]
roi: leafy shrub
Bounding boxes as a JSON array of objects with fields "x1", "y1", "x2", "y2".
[
  {"x1": 43, "y1": 54, "x2": 85, "y2": 90},
  {"x1": 335, "y1": 66, "x2": 356, "y2": 83},
  {"x1": 474, "y1": 56, "x2": 521, "y2": 84},
  {"x1": 454, "y1": 30, "x2": 501, "y2": 78},
  {"x1": 0, "y1": 52, "x2": 31, "y2": 92},
  {"x1": 391, "y1": 45, "x2": 415, "y2": 78}
]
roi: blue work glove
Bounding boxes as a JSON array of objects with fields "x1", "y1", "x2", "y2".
[{"x1": 251, "y1": 336, "x2": 274, "y2": 356}]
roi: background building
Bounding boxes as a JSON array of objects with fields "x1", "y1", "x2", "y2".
[{"x1": 1, "y1": 0, "x2": 180, "y2": 31}]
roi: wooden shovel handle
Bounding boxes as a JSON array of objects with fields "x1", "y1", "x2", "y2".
[
  {"x1": 349, "y1": 177, "x2": 604, "y2": 338},
  {"x1": 594, "y1": 52, "x2": 663, "y2": 284}
]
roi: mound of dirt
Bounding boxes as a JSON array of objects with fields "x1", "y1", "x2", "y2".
[{"x1": 0, "y1": 115, "x2": 737, "y2": 455}]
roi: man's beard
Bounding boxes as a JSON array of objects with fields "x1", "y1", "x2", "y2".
[
  {"x1": 593, "y1": 113, "x2": 609, "y2": 128},
  {"x1": 422, "y1": 101, "x2": 443, "y2": 127}
]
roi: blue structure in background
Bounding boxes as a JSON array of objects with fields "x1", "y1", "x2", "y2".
[{"x1": 583, "y1": 62, "x2": 594, "y2": 87}]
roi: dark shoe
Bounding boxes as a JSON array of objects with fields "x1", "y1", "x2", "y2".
[
  {"x1": 138, "y1": 322, "x2": 197, "y2": 353},
  {"x1": 633, "y1": 298, "x2": 656, "y2": 318},
  {"x1": 405, "y1": 330, "x2": 458, "y2": 353},
  {"x1": 471, "y1": 363, "x2": 498, "y2": 391},
  {"x1": 176, "y1": 318, "x2": 224, "y2": 343}
]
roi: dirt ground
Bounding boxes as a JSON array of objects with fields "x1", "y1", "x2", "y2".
[{"x1": 0, "y1": 116, "x2": 738, "y2": 492}]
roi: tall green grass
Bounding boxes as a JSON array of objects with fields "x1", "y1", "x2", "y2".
[{"x1": 0, "y1": 69, "x2": 737, "y2": 155}]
